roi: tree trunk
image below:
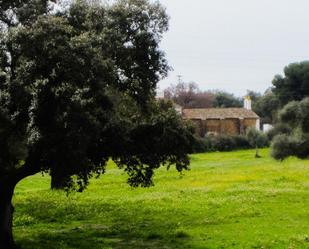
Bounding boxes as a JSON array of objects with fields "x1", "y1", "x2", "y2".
[
  {"x1": 50, "y1": 170, "x2": 70, "y2": 190},
  {"x1": 0, "y1": 160, "x2": 39, "y2": 249},
  {"x1": 0, "y1": 182, "x2": 18, "y2": 249},
  {"x1": 255, "y1": 145, "x2": 260, "y2": 158},
  {"x1": 51, "y1": 175, "x2": 67, "y2": 189}
]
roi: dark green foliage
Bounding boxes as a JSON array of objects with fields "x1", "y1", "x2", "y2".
[
  {"x1": 278, "y1": 101, "x2": 300, "y2": 128},
  {"x1": 299, "y1": 98, "x2": 309, "y2": 133},
  {"x1": 266, "y1": 123, "x2": 292, "y2": 140},
  {"x1": 0, "y1": 0, "x2": 195, "y2": 247},
  {"x1": 247, "y1": 128, "x2": 269, "y2": 157},
  {"x1": 192, "y1": 136, "x2": 212, "y2": 153},
  {"x1": 272, "y1": 97, "x2": 309, "y2": 160},
  {"x1": 0, "y1": 0, "x2": 189, "y2": 190},
  {"x1": 212, "y1": 91, "x2": 242, "y2": 108},
  {"x1": 246, "y1": 128, "x2": 269, "y2": 148},
  {"x1": 232, "y1": 135, "x2": 252, "y2": 149},
  {"x1": 252, "y1": 92, "x2": 280, "y2": 124},
  {"x1": 0, "y1": 0, "x2": 50, "y2": 26},
  {"x1": 191, "y1": 133, "x2": 265, "y2": 153},
  {"x1": 272, "y1": 61, "x2": 309, "y2": 106},
  {"x1": 209, "y1": 135, "x2": 237, "y2": 151},
  {"x1": 111, "y1": 99, "x2": 195, "y2": 187},
  {"x1": 271, "y1": 134, "x2": 300, "y2": 160}
]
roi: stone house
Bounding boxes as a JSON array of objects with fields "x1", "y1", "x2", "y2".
[{"x1": 181, "y1": 97, "x2": 260, "y2": 137}]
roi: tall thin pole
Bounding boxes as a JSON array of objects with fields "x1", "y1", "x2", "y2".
[{"x1": 177, "y1": 75, "x2": 183, "y2": 84}]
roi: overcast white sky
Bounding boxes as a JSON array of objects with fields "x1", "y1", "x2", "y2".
[{"x1": 157, "y1": 0, "x2": 309, "y2": 96}]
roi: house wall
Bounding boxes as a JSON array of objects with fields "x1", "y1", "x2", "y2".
[
  {"x1": 243, "y1": 118, "x2": 258, "y2": 132},
  {"x1": 189, "y1": 118, "x2": 258, "y2": 137},
  {"x1": 221, "y1": 119, "x2": 240, "y2": 135},
  {"x1": 204, "y1": 119, "x2": 240, "y2": 135},
  {"x1": 204, "y1": 119, "x2": 221, "y2": 134}
]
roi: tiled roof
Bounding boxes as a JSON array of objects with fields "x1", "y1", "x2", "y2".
[{"x1": 182, "y1": 108, "x2": 259, "y2": 120}]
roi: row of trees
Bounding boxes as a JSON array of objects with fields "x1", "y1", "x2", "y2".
[{"x1": 164, "y1": 82, "x2": 243, "y2": 108}]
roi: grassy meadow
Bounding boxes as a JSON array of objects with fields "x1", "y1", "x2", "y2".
[{"x1": 13, "y1": 149, "x2": 309, "y2": 249}]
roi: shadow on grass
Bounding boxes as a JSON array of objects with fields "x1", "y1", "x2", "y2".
[
  {"x1": 17, "y1": 227, "x2": 191, "y2": 249},
  {"x1": 14, "y1": 197, "x2": 193, "y2": 249}
]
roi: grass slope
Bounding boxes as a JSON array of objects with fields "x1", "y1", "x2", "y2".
[{"x1": 14, "y1": 149, "x2": 309, "y2": 249}]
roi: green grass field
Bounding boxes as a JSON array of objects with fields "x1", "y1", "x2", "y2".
[{"x1": 13, "y1": 149, "x2": 309, "y2": 249}]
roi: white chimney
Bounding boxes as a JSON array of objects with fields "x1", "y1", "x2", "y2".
[{"x1": 244, "y1": 96, "x2": 252, "y2": 110}]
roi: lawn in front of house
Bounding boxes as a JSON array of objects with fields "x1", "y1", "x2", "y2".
[{"x1": 14, "y1": 148, "x2": 309, "y2": 248}]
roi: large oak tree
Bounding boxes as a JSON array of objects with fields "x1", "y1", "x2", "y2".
[{"x1": 0, "y1": 1, "x2": 194, "y2": 248}]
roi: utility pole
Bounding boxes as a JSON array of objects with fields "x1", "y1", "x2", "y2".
[{"x1": 177, "y1": 75, "x2": 183, "y2": 84}]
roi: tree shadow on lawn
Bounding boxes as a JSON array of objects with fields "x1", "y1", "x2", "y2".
[
  {"x1": 17, "y1": 226, "x2": 191, "y2": 249},
  {"x1": 14, "y1": 198, "x2": 193, "y2": 249}
]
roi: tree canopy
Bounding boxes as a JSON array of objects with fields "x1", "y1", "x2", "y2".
[
  {"x1": 212, "y1": 91, "x2": 242, "y2": 108},
  {"x1": 0, "y1": 1, "x2": 195, "y2": 248},
  {"x1": 164, "y1": 82, "x2": 242, "y2": 109},
  {"x1": 252, "y1": 92, "x2": 280, "y2": 124},
  {"x1": 272, "y1": 61, "x2": 309, "y2": 106}
]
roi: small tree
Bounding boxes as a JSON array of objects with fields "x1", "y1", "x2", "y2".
[{"x1": 246, "y1": 128, "x2": 269, "y2": 158}]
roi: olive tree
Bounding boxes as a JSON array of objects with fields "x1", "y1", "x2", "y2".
[
  {"x1": 0, "y1": 1, "x2": 195, "y2": 248},
  {"x1": 271, "y1": 98, "x2": 309, "y2": 160},
  {"x1": 246, "y1": 128, "x2": 269, "y2": 158}
]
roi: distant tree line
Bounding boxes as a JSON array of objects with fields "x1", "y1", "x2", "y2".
[{"x1": 164, "y1": 82, "x2": 242, "y2": 109}]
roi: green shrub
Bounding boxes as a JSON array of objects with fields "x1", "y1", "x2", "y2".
[
  {"x1": 191, "y1": 130, "x2": 269, "y2": 153},
  {"x1": 271, "y1": 134, "x2": 299, "y2": 160},
  {"x1": 210, "y1": 135, "x2": 236, "y2": 151},
  {"x1": 267, "y1": 123, "x2": 292, "y2": 140},
  {"x1": 247, "y1": 128, "x2": 269, "y2": 148},
  {"x1": 192, "y1": 137, "x2": 210, "y2": 153},
  {"x1": 271, "y1": 98, "x2": 309, "y2": 161},
  {"x1": 271, "y1": 133, "x2": 309, "y2": 160},
  {"x1": 232, "y1": 135, "x2": 251, "y2": 149}
]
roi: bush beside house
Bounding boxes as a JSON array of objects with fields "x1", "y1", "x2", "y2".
[{"x1": 193, "y1": 129, "x2": 269, "y2": 153}]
